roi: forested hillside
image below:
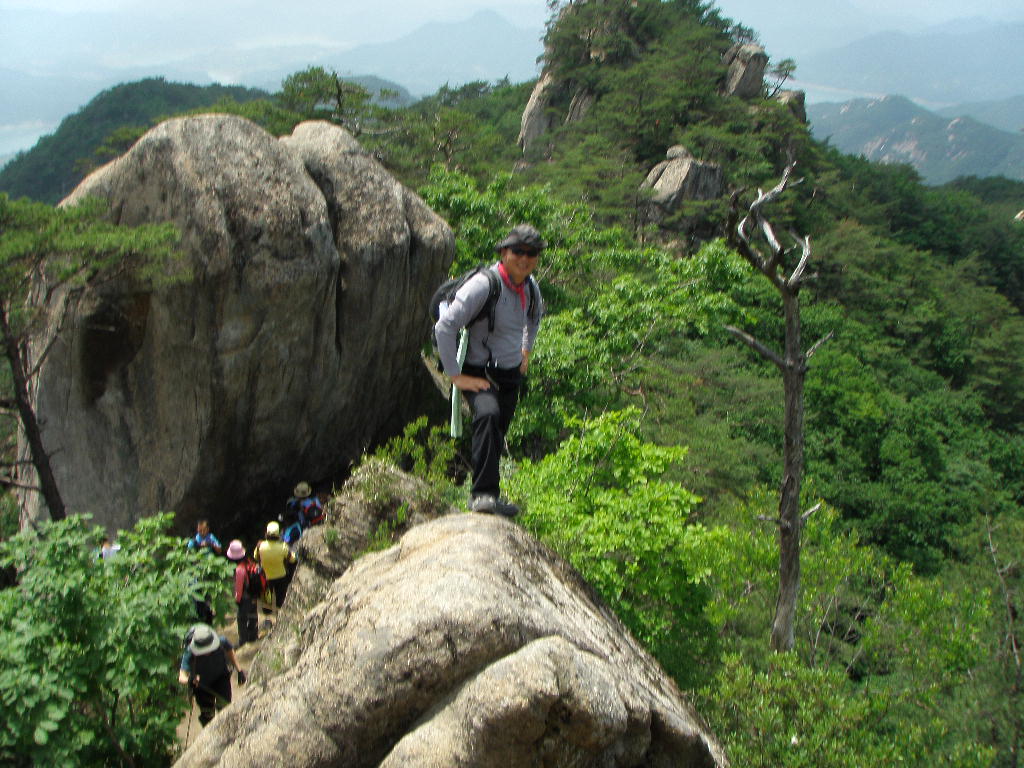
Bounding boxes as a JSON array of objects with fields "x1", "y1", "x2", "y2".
[{"x1": 3, "y1": 0, "x2": 1024, "y2": 765}]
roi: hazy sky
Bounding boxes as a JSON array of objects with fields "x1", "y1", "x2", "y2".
[
  {"x1": 2, "y1": 0, "x2": 1022, "y2": 156},
  {"x1": 6, "y1": 0, "x2": 1023, "y2": 63}
]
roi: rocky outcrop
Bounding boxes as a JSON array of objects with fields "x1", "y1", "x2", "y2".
[
  {"x1": 722, "y1": 43, "x2": 768, "y2": 100},
  {"x1": 518, "y1": 71, "x2": 560, "y2": 154},
  {"x1": 175, "y1": 465, "x2": 728, "y2": 767},
  {"x1": 22, "y1": 115, "x2": 453, "y2": 532},
  {"x1": 775, "y1": 89, "x2": 807, "y2": 123},
  {"x1": 639, "y1": 145, "x2": 724, "y2": 228}
]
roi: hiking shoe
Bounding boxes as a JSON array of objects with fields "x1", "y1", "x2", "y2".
[
  {"x1": 469, "y1": 494, "x2": 497, "y2": 513},
  {"x1": 494, "y1": 499, "x2": 520, "y2": 518}
]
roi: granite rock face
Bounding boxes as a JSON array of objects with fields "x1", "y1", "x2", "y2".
[
  {"x1": 22, "y1": 115, "x2": 453, "y2": 532},
  {"x1": 174, "y1": 483, "x2": 728, "y2": 768},
  {"x1": 639, "y1": 145, "x2": 724, "y2": 228}
]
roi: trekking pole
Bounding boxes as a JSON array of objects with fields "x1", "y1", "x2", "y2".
[
  {"x1": 450, "y1": 329, "x2": 469, "y2": 438},
  {"x1": 183, "y1": 686, "x2": 195, "y2": 750}
]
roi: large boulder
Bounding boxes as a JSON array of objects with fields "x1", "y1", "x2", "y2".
[
  {"x1": 639, "y1": 145, "x2": 724, "y2": 229},
  {"x1": 722, "y1": 43, "x2": 768, "y2": 100},
  {"x1": 175, "y1": 469, "x2": 728, "y2": 767},
  {"x1": 21, "y1": 115, "x2": 453, "y2": 533}
]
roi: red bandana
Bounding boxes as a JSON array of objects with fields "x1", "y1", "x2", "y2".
[{"x1": 498, "y1": 262, "x2": 527, "y2": 310}]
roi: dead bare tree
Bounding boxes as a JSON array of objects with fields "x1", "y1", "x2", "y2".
[
  {"x1": 726, "y1": 164, "x2": 833, "y2": 652},
  {"x1": 986, "y1": 515, "x2": 1022, "y2": 766}
]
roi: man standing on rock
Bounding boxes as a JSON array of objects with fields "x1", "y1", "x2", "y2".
[{"x1": 434, "y1": 224, "x2": 546, "y2": 517}]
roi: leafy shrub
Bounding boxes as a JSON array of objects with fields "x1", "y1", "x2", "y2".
[{"x1": 0, "y1": 513, "x2": 231, "y2": 767}]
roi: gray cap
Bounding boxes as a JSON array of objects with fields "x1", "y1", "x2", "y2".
[{"x1": 496, "y1": 223, "x2": 546, "y2": 253}]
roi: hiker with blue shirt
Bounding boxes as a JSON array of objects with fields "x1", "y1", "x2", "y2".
[
  {"x1": 187, "y1": 519, "x2": 223, "y2": 556},
  {"x1": 281, "y1": 481, "x2": 324, "y2": 543},
  {"x1": 178, "y1": 623, "x2": 244, "y2": 726},
  {"x1": 433, "y1": 223, "x2": 546, "y2": 517},
  {"x1": 186, "y1": 519, "x2": 222, "y2": 623}
]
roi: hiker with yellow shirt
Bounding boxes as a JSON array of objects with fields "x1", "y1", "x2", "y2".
[{"x1": 254, "y1": 521, "x2": 296, "y2": 612}]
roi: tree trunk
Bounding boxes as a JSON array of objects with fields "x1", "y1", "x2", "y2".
[
  {"x1": 770, "y1": 290, "x2": 806, "y2": 652},
  {"x1": 0, "y1": 303, "x2": 66, "y2": 521},
  {"x1": 727, "y1": 163, "x2": 828, "y2": 653}
]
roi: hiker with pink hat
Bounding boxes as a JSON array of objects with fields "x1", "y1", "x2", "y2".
[{"x1": 226, "y1": 539, "x2": 261, "y2": 646}]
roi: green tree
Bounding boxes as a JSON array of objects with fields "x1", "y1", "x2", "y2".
[
  {"x1": 691, "y1": 494, "x2": 993, "y2": 766},
  {"x1": 0, "y1": 195, "x2": 179, "y2": 520},
  {"x1": 0, "y1": 512, "x2": 232, "y2": 766},
  {"x1": 278, "y1": 66, "x2": 374, "y2": 135},
  {"x1": 507, "y1": 408, "x2": 716, "y2": 688}
]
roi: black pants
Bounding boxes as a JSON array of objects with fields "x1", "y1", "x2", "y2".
[
  {"x1": 195, "y1": 674, "x2": 231, "y2": 725},
  {"x1": 463, "y1": 364, "x2": 522, "y2": 498},
  {"x1": 236, "y1": 596, "x2": 258, "y2": 645},
  {"x1": 267, "y1": 576, "x2": 289, "y2": 610}
]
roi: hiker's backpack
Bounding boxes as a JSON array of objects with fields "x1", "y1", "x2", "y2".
[
  {"x1": 282, "y1": 522, "x2": 303, "y2": 545},
  {"x1": 194, "y1": 643, "x2": 229, "y2": 685},
  {"x1": 428, "y1": 265, "x2": 539, "y2": 373},
  {"x1": 243, "y1": 560, "x2": 268, "y2": 598},
  {"x1": 298, "y1": 496, "x2": 325, "y2": 527}
]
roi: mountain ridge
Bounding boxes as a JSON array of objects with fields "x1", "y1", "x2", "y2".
[{"x1": 808, "y1": 94, "x2": 1024, "y2": 184}]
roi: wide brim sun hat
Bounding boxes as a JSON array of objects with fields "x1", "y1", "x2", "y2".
[
  {"x1": 226, "y1": 539, "x2": 245, "y2": 560},
  {"x1": 189, "y1": 624, "x2": 219, "y2": 656},
  {"x1": 293, "y1": 481, "x2": 311, "y2": 498}
]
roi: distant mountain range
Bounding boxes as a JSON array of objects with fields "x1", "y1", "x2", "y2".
[
  {"x1": 808, "y1": 95, "x2": 1024, "y2": 185},
  {"x1": 937, "y1": 95, "x2": 1024, "y2": 135},
  {"x1": 0, "y1": 10, "x2": 543, "y2": 156},
  {"x1": 795, "y1": 22, "x2": 1024, "y2": 105}
]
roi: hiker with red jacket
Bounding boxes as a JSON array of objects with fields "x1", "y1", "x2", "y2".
[{"x1": 226, "y1": 539, "x2": 259, "y2": 646}]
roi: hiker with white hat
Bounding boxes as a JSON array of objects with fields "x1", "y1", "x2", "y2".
[{"x1": 177, "y1": 623, "x2": 244, "y2": 726}]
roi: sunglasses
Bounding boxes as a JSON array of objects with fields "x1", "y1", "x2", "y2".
[{"x1": 510, "y1": 246, "x2": 539, "y2": 258}]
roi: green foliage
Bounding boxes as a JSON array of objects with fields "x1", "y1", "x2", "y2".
[
  {"x1": 0, "y1": 494, "x2": 17, "y2": 541},
  {"x1": 701, "y1": 652, "x2": 993, "y2": 768},
  {"x1": 0, "y1": 513, "x2": 232, "y2": 767},
  {"x1": 361, "y1": 504, "x2": 410, "y2": 555},
  {"x1": 692, "y1": 492, "x2": 994, "y2": 765},
  {"x1": 279, "y1": 67, "x2": 371, "y2": 124},
  {"x1": 507, "y1": 408, "x2": 716, "y2": 688},
  {"x1": 0, "y1": 195, "x2": 180, "y2": 333},
  {"x1": 179, "y1": 97, "x2": 304, "y2": 138},
  {"x1": 369, "y1": 79, "x2": 530, "y2": 188},
  {"x1": 372, "y1": 416, "x2": 458, "y2": 499}
]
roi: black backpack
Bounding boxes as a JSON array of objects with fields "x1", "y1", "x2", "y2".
[{"x1": 429, "y1": 265, "x2": 539, "y2": 373}]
